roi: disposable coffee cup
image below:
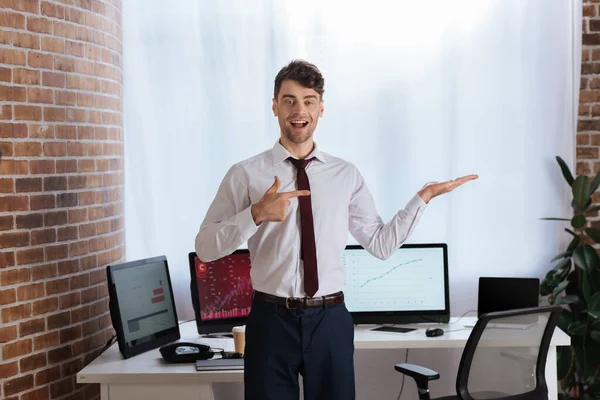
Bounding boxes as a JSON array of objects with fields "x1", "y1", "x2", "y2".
[{"x1": 232, "y1": 325, "x2": 246, "y2": 354}]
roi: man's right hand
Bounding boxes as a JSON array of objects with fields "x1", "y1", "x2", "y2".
[{"x1": 251, "y1": 176, "x2": 310, "y2": 225}]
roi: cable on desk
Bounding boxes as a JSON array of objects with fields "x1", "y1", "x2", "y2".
[
  {"x1": 396, "y1": 348, "x2": 409, "y2": 400},
  {"x1": 454, "y1": 310, "x2": 477, "y2": 324}
]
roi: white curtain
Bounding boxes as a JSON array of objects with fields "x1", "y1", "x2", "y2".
[{"x1": 123, "y1": 1, "x2": 580, "y2": 398}]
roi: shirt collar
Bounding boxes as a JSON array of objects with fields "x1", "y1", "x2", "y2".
[{"x1": 271, "y1": 139, "x2": 326, "y2": 166}]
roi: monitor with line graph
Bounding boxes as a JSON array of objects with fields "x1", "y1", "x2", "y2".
[{"x1": 342, "y1": 243, "x2": 450, "y2": 324}]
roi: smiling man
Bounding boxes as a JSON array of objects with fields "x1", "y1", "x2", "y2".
[{"x1": 195, "y1": 60, "x2": 478, "y2": 400}]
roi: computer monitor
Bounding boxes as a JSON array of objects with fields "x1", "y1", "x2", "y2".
[
  {"x1": 342, "y1": 243, "x2": 450, "y2": 324},
  {"x1": 188, "y1": 250, "x2": 253, "y2": 335},
  {"x1": 477, "y1": 277, "x2": 540, "y2": 317}
]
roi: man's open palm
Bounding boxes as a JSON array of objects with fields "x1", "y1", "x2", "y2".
[{"x1": 420, "y1": 174, "x2": 479, "y2": 203}]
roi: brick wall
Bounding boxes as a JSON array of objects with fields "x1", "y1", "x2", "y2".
[
  {"x1": 0, "y1": 1, "x2": 123, "y2": 400},
  {"x1": 579, "y1": 2, "x2": 600, "y2": 176}
]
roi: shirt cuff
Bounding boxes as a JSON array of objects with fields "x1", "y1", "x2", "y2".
[
  {"x1": 235, "y1": 205, "x2": 259, "y2": 239},
  {"x1": 405, "y1": 193, "x2": 426, "y2": 215}
]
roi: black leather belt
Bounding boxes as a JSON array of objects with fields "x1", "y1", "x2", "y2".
[{"x1": 253, "y1": 290, "x2": 344, "y2": 309}]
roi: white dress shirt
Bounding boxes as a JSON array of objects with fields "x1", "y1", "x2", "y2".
[{"x1": 195, "y1": 140, "x2": 427, "y2": 298}]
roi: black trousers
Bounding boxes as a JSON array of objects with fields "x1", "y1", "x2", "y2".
[{"x1": 243, "y1": 296, "x2": 356, "y2": 400}]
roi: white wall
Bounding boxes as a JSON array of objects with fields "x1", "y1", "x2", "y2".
[{"x1": 122, "y1": 1, "x2": 580, "y2": 398}]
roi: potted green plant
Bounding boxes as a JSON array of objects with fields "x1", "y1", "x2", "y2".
[{"x1": 540, "y1": 156, "x2": 600, "y2": 399}]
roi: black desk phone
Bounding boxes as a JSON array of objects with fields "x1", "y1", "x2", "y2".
[{"x1": 159, "y1": 342, "x2": 214, "y2": 363}]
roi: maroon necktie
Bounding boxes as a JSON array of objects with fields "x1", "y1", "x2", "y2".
[{"x1": 289, "y1": 157, "x2": 318, "y2": 297}]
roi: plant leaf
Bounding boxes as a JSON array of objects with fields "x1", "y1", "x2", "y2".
[
  {"x1": 582, "y1": 271, "x2": 593, "y2": 305},
  {"x1": 571, "y1": 215, "x2": 586, "y2": 229},
  {"x1": 565, "y1": 228, "x2": 580, "y2": 240},
  {"x1": 590, "y1": 330, "x2": 600, "y2": 343},
  {"x1": 572, "y1": 175, "x2": 590, "y2": 212},
  {"x1": 553, "y1": 280, "x2": 569, "y2": 296},
  {"x1": 557, "y1": 156, "x2": 575, "y2": 187},
  {"x1": 589, "y1": 168, "x2": 600, "y2": 195},
  {"x1": 568, "y1": 320, "x2": 587, "y2": 335},
  {"x1": 551, "y1": 251, "x2": 572, "y2": 262},
  {"x1": 585, "y1": 228, "x2": 600, "y2": 245},
  {"x1": 555, "y1": 295, "x2": 580, "y2": 305},
  {"x1": 573, "y1": 245, "x2": 600, "y2": 272},
  {"x1": 567, "y1": 236, "x2": 581, "y2": 252},
  {"x1": 585, "y1": 205, "x2": 600, "y2": 214},
  {"x1": 590, "y1": 292, "x2": 600, "y2": 312},
  {"x1": 540, "y1": 218, "x2": 571, "y2": 221},
  {"x1": 587, "y1": 310, "x2": 600, "y2": 319}
]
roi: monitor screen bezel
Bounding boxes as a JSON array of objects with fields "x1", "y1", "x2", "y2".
[
  {"x1": 344, "y1": 243, "x2": 450, "y2": 324},
  {"x1": 106, "y1": 255, "x2": 181, "y2": 359},
  {"x1": 188, "y1": 250, "x2": 252, "y2": 335}
]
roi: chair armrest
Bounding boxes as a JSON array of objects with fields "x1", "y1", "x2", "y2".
[{"x1": 394, "y1": 363, "x2": 440, "y2": 390}]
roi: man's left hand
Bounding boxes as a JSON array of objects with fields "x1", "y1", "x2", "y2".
[{"x1": 418, "y1": 174, "x2": 479, "y2": 204}]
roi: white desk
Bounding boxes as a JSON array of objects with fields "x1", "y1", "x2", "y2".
[{"x1": 77, "y1": 318, "x2": 570, "y2": 400}]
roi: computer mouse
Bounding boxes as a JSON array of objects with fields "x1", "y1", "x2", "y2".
[{"x1": 425, "y1": 327, "x2": 444, "y2": 337}]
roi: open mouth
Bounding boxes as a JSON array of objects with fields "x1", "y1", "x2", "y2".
[{"x1": 290, "y1": 120, "x2": 309, "y2": 129}]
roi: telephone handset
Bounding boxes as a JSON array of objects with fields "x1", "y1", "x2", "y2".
[{"x1": 159, "y1": 342, "x2": 214, "y2": 363}]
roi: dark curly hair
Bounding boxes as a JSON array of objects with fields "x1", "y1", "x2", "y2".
[{"x1": 273, "y1": 60, "x2": 325, "y2": 100}]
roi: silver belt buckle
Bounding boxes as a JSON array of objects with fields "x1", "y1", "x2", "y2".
[{"x1": 285, "y1": 297, "x2": 293, "y2": 309}]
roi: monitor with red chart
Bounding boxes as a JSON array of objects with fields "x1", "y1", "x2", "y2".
[{"x1": 188, "y1": 250, "x2": 253, "y2": 335}]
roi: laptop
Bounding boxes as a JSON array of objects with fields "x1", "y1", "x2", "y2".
[{"x1": 464, "y1": 277, "x2": 540, "y2": 329}]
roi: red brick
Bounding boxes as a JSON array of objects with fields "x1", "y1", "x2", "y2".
[
  {"x1": 19, "y1": 318, "x2": 46, "y2": 336},
  {"x1": 0, "y1": 324, "x2": 17, "y2": 342},
  {"x1": 32, "y1": 263, "x2": 57, "y2": 281},
  {"x1": 42, "y1": 72, "x2": 65, "y2": 88},
  {"x1": 57, "y1": 192, "x2": 77, "y2": 207},
  {"x1": 47, "y1": 311, "x2": 70, "y2": 331},
  {"x1": 2, "y1": 303, "x2": 31, "y2": 323},
  {"x1": 0, "y1": 287, "x2": 15, "y2": 305},
  {"x1": 0, "y1": 104, "x2": 12, "y2": 120},
  {"x1": 90, "y1": 298, "x2": 108, "y2": 317},
  {"x1": 0, "y1": 10, "x2": 25, "y2": 29},
  {"x1": 577, "y1": 147, "x2": 599, "y2": 159},
  {"x1": 68, "y1": 208, "x2": 88, "y2": 223},
  {"x1": 56, "y1": 125, "x2": 76, "y2": 139},
  {"x1": 0, "y1": 85, "x2": 26, "y2": 101},
  {"x1": 56, "y1": 159, "x2": 77, "y2": 174},
  {"x1": 54, "y1": 21, "x2": 77, "y2": 40},
  {"x1": 55, "y1": 90, "x2": 76, "y2": 106},
  {"x1": 0, "y1": 195, "x2": 29, "y2": 211},
  {"x1": 0, "y1": 231, "x2": 29, "y2": 248},
  {"x1": 28, "y1": 52, "x2": 53, "y2": 69},
  {"x1": 29, "y1": 123, "x2": 54, "y2": 139},
  {"x1": 21, "y1": 387, "x2": 49, "y2": 400},
  {"x1": 0, "y1": 122, "x2": 27, "y2": 138},
  {"x1": 67, "y1": 74, "x2": 86, "y2": 90},
  {"x1": 45, "y1": 243, "x2": 68, "y2": 260},
  {"x1": 42, "y1": 1, "x2": 66, "y2": 19},
  {"x1": 17, "y1": 282, "x2": 45, "y2": 301},
  {"x1": 34, "y1": 332, "x2": 59, "y2": 351},
  {"x1": 16, "y1": 177, "x2": 42, "y2": 192},
  {"x1": 0, "y1": 141, "x2": 12, "y2": 156},
  {"x1": 71, "y1": 305, "x2": 90, "y2": 322},
  {"x1": 0, "y1": 268, "x2": 29, "y2": 286},
  {"x1": 28, "y1": 87, "x2": 54, "y2": 104},
  {"x1": 0, "y1": 215, "x2": 12, "y2": 231},
  {"x1": 0, "y1": 251, "x2": 16, "y2": 269},
  {"x1": 15, "y1": 141, "x2": 42, "y2": 156},
  {"x1": 55, "y1": 55, "x2": 75, "y2": 72},
  {"x1": 41, "y1": 36, "x2": 65, "y2": 54},
  {"x1": 31, "y1": 228, "x2": 56, "y2": 245},
  {"x1": 3, "y1": 374, "x2": 34, "y2": 396},
  {"x1": 13, "y1": 32, "x2": 40, "y2": 50},
  {"x1": 61, "y1": 357, "x2": 82, "y2": 376},
  {"x1": 0, "y1": 66, "x2": 9, "y2": 82},
  {"x1": 14, "y1": 105, "x2": 42, "y2": 121},
  {"x1": 27, "y1": 17, "x2": 53, "y2": 34},
  {"x1": 35, "y1": 365, "x2": 60, "y2": 385},
  {"x1": 30, "y1": 159, "x2": 55, "y2": 174},
  {"x1": 0, "y1": 360, "x2": 18, "y2": 379},
  {"x1": 46, "y1": 277, "x2": 69, "y2": 295},
  {"x1": 0, "y1": 177, "x2": 13, "y2": 192},
  {"x1": 20, "y1": 353, "x2": 47, "y2": 372},
  {"x1": 16, "y1": 248, "x2": 44, "y2": 265},
  {"x1": 0, "y1": 48, "x2": 26, "y2": 65},
  {"x1": 31, "y1": 194, "x2": 56, "y2": 210},
  {"x1": 70, "y1": 240, "x2": 89, "y2": 256},
  {"x1": 78, "y1": 159, "x2": 95, "y2": 172},
  {"x1": 68, "y1": 175, "x2": 86, "y2": 189},
  {"x1": 43, "y1": 142, "x2": 67, "y2": 157},
  {"x1": 44, "y1": 107, "x2": 66, "y2": 122},
  {"x1": 44, "y1": 211, "x2": 67, "y2": 227},
  {"x1": 57, "y1": 226, "x2": 78, "y2": 242},
  {"x1": 32, "y1": 297, "x2": 58, "y2": 316},
  {"x1": 60, "y1": 292, "x2": 80, "y2": 309},
  {"x1": 2, "y1": 338, "x2": 32, "y2": 359},
  {"x1": 50, "y1": 377, "x2": 73, "y2": 398},
  {"x1": 70, "y1": 272, "x2": 89, "y2": 289}
]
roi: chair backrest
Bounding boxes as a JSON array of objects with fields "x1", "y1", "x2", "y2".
[{"x1": 456, "y1": 305, "x2": 562, "y2": 400}]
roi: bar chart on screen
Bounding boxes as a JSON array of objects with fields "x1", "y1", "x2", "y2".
[{"x1": 342, "y1": 247, "x2": 446, "y2": 312}]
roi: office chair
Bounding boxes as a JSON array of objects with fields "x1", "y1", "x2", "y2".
[{"x1": 394, "y1": 305, "x2": 562, "y2": 400}]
